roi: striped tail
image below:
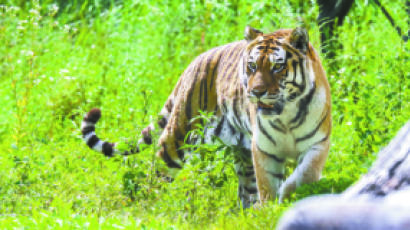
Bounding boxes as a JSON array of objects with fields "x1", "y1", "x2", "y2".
[{"x1": 81, "y1": 108, "x2": 148, "y2": 156}]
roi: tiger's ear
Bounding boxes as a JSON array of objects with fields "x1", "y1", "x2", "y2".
[
  {"x1": 289, "y1": 27, "x2": 309, "y2": 54},
  {"x1": 244, "y1": 26, "x2": 263, "y2": 42}
]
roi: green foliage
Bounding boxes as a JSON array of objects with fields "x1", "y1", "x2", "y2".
[
  {"x1": 0, "y1": 0, "x2": 409, "y2": 229},
  {"x1": 292, "y1": 177, "x2": 354, "y2": 201}
]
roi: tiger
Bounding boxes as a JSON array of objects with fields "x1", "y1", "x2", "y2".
[{"x1": 81, "y1": 26, "x2": 331, "y2": 208}]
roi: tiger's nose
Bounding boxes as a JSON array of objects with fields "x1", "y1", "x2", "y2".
[{"x1": 251, "y1": 89, "x2": 267, "y2": 98}]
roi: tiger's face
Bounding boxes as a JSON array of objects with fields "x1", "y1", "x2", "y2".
[{"x1": 240, "y1": 26, "x2": 309, "y2": 116}]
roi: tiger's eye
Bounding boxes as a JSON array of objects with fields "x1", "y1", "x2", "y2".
[
  {"x1": 248, "y1": 62, "x2": 257, "y2": 72},
  {"x1": 272, "y1": 63, "x2": 285, "y2": 73}
]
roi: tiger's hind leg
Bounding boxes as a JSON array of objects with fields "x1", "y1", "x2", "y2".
[
  {"x1": 155, "y1": 99, "x2": 192, "y2": 171},
  {"x1": 154, "y1": 57, "x2": 219, "y2": 171}
]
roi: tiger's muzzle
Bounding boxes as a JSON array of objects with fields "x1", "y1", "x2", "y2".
[{"x1": 248, "y1": 91, "x2": 284, "y2": 115}]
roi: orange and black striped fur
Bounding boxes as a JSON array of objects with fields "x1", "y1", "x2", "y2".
[{"x1": 82, "y1": 27, "x2": 331, "y2": 208}]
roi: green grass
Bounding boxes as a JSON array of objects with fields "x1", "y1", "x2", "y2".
[{"x1": 0, "y1": 0, "x2": 409, "y2": 229}]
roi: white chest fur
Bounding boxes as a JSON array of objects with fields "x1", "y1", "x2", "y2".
[{"x1": 255, "y1": 85, "x2": 328, "y2": 160}]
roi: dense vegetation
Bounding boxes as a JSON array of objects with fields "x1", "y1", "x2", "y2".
[{"x1": 0, "y1": 0, "x2": 408, "y2": 229}]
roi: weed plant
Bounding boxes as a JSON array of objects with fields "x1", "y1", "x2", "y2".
[{"x1": 0, "y1": 0, "x2": 408, "y2": 229}]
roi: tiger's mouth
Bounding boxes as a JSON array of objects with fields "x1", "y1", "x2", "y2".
[
  {"x1": 257, "y1": 101, "x2": 274, "y2": 109},
  {"x1": 256, "y1": 100, "x2": 284, "y2": 115}
]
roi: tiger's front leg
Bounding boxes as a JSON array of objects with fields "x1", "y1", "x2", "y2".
[
  {"x1": 278, "y1": 140, "x2": 330, "y2": 202},
  {"x1": 251, "y1": 140, "x2": 286, "y2": 203}
]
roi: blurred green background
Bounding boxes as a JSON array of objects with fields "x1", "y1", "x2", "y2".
[{"x1": 0, "y1": 0, "x2": 408, "y2": 229}]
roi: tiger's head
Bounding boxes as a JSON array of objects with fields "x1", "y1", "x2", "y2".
[{"x1": 240, "y1": 26, "x2": 311, "y2": 116}]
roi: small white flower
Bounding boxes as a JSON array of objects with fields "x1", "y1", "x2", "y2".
[
  {"x1": 64, "y1": 76, "x2": 75, "y2": 80},
  {"x1": 59, "y1": 69, "x2": 69, "y2": 74},
  {"x1": 29, "y1": 9, "x2": 39, "y2": 16},
  {"x1": 64, "y1": 24, "x2": 70, "y2": 33},
  {"x1": 21, "y1": 50, "x2": 34, "y2": 57},
  {"x1": 49, "y1": 4, "x2": 59, "y2": 16},
  {"x1": 338, "y1": 67, "x2": 346, "y2": 74}
]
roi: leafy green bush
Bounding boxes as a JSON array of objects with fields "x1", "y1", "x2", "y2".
[{"x1": 0, "y1": 0, "x2": 408, "y2": 229}]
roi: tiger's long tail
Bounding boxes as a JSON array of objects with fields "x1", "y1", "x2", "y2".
[{"x1": 81, "y1": 108, "x2": 153, "y2": 156}]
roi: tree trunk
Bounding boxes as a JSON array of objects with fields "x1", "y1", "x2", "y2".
[
  {"x1": 277, "y1": 121, "x2": 410, "y2": 230},
  {"x1": 316, "y1": 0, "x2": 354, "y2": 58}
]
